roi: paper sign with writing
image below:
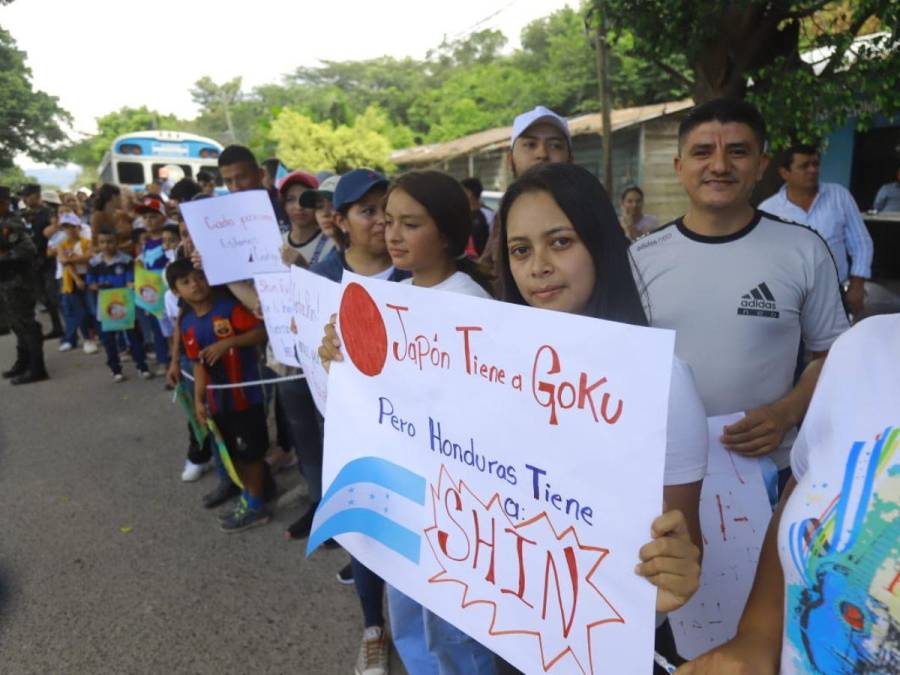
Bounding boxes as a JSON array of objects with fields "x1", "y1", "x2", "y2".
[
  {"x1": 98, "y1": 288, "x2": 135, "y2": 331},
  {"x1": 254, "y1": 272, "x2": 301, "y2": 368},
  {"x1": 289, "y1": 266, "x2": 340, "y2": 414},
  {"x1": 180, "y1": 190, "x2": 286, "y2": 285},
  {"x1": 670, "y1": 413, "x2": 773, "y2": 659},
  {"x1": 134, "y1": 266, "x2": 166, "y2": 318},
  {"x1": 308, "y1": 273, "x2": 676, "y2": 674}
]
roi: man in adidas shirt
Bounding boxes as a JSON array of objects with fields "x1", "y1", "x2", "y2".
[{"x1": 630, "y1": 99, "x2": 849, "y2": 482}]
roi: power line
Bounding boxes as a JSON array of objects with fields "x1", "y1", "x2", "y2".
[{"x1": 450, "y1": 0, "x2": 522, "y2": 40}]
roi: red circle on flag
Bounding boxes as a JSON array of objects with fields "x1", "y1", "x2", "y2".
[{"x1": 339, "y1": 282, "x2": 387, "y2": 377}]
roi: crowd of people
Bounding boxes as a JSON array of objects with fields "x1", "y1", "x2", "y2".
[{"x1": 0, "y1": 96, "x2": 895, "y2": 675}]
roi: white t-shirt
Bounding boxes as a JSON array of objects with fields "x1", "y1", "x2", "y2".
[
  {"x1": 777, "y1": 315, "x2": 899, "y2": 673},
  {"x1": 283, "y1": 228, "x2": 335, "y2": 267},
  {"x1": 630, "y1": 212, "x2": 850, "y2": 469},
  {"x1": 400, "y1": 270, "x2": 492, "y2": 299}
]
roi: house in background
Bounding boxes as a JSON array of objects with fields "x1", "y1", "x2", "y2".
[{"x1": 391, "y1": 99, "x2": 694, "y2": 223}]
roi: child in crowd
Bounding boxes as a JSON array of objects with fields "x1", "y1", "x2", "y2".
[
  {"x1": 164, "y1": 221, "x2": 213, "y2": 483},
  {"x1": 50, "y1": 212, "x2": 98, "y2": 354},
  {"x1": 86, "y1": 228, "x2": 150, "y2": 381},
  {"x1": 134, "y1": 195, "x2": 170, "y2": 373},
  {"x1": 314, "y1": 174, "x2": 342, "y2": 251},
  {"x1": 162, "y1": 223, "x2": 180, "y2": 263},
  {"x1": 279, "y1": 171, "x2": 335, "y2": 267},
  {"x1": 166, "y1": 259, "x2": 270, "y2": 532}
]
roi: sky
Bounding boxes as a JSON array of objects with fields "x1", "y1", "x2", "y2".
[{"x1": 4, "y1": 0, "x2": 575, "y2": 167}]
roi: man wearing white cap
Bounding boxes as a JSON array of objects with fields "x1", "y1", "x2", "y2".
[
  {"x1": 508, "y1": 105, "x2": 573, "y2": 177},
  {"x1": 481, "y1": 106, "x2": 574, "y2": 268}
]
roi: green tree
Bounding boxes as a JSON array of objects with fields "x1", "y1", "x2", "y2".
[
  {"x1": 0, "y1": 26, "x2": 70, "y2": 167},
  {"x1": 190, "y1": 76, "x2": 244, "y2": 144},
  {"x1": 66, "y1": 106, "x2": 187, "y2": 168},
  {"x1": 269, "y1": 109, "x2": 395, "y2": 174},
  {"x1": 600, "y1": 0, "x2": 899, "y2": 148}
]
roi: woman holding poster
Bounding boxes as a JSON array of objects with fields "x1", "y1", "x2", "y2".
[
  {"x1": 679, "y1": 314, "x2": 899, "y2": 675},
  {"x1": 492, "y1": 163, "x2": 708, "y2": 673},
  {"x1": 321, "y1": 169, "x2": 498, "y2": 675}
]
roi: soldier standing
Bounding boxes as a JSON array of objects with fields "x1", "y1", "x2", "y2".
[
  {"x1": 0, "y1": 186, "x2": 49, "y2": 385},
  {"x1": 18, "y1": 183, "x2": 64, "y2": 339}
]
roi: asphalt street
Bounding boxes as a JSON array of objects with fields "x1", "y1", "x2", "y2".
[{"x1": 0, "y1": 325, "x2": 395, "y2": 675}]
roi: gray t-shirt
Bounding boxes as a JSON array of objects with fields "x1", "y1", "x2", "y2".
[{"x1": 630, "y1": 211, "x2": 850, "y2": 468}]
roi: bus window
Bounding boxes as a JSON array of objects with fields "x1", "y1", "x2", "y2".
[
  {"x1": 152, "y1": 164, "x2": 192, "y2": 181},
  {"x1": 117, "y1": 162, "x2": 145, "y2": 184}
]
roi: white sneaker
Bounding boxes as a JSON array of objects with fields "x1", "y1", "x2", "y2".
[
  {"x1": 58, "y1": 342, "x2": 73, "y2": 352},
  {"x1": 355, "y1": 626, "x2": 388, "y2": 675},
  {"x1": 181, "y1": 459, "x2": 210, "y2": 482},
  {"x1": 112, "y1": 373, "x2": 126, "y2": 383},
  {"x1": 139, "y1": 369, "x2": 153, "y2": 380},
  {"x1": 155, "y1": 365, "x2": 168, "y2": 377},
  {"x1": 83, "y1": 340, "x2": 99, "y2": 354}
]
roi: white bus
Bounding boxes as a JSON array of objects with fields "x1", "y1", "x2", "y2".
[{"x1": 97, "y1": 130, "x2": 224, "y2": 191}]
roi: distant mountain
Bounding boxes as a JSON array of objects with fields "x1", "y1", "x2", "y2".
[{"x1": 23, "y1": 165, "x2": 80, "y2": 190}]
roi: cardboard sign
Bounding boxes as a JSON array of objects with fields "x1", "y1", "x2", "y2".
[
  {"x1": 289, "y1": 267, "x2": 341, "y2": 414},
  {"x1": 180, "y1": 190, "x2": 286, "y2": 285},
  {"x1": 254, "y1": 272, "x2": 301, "y2": 368},
  {"x1": 670, "y1": 413, "x2": 773, "y2": 659},
  {"x1": 134, "y1": 266, "x2": 166, "y2": 318},
  {"x1": 97, "y1": 288, "x2": 136, "y2": 331},
  {"x1": 308, "y1": 273, "x2": 676, "y2": 675}
]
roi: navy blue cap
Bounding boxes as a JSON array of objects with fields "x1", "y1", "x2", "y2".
[{"x1": 333, "y1": 169, "x2": 388, "y2": 211}]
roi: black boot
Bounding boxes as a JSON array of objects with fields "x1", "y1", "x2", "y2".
[
  {"x1": 2, "y1": 346, "x2": 28, "y2": 379},
  {"x1": 10, "y1": 370, "x2": 50, "y2": 385},
  {"x1": 23, "y1": 321, "x2": 48, "y2": 380}
]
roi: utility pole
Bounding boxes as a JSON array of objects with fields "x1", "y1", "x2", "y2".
[
  {"x1": 587, "y1": 3, "x2": 613, "y2": 193},
  {"x1": 220, "y1": 91, "x2": 237, "y2": 145}
]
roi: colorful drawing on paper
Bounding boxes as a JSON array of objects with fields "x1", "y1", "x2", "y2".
[
  {"x1": 134, "y1": 266, "x2": 166, "y2": 318},
  {"x1": 784, "y1": 426, "x2": 900, "y2": 674},
  {"x1": 98, "y1": 288, "x2": 135, "y2": 331}
]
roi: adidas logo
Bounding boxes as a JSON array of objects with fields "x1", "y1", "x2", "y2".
[{"x1": 737, "y1": 282, "x2": 780, "y2": 318}]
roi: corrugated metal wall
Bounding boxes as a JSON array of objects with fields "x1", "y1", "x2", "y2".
[{"x1": 396, "y1": 112, "x2": 690, "y2": 222}]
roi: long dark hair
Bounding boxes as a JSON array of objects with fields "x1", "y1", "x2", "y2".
[
  {"x1": 93, "y1": 183, "x2": 121, "y2": 211},
  {"x1": 496, "y1": 163, "x2": 648, "y2": 326},
  {"x1": 388, "y1": 170, "x2": 493, "y2": 295}
]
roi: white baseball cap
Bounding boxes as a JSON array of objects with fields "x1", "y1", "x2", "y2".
[
  {"x1": 59, "y1": 212, "x2": 81, "y2": 227},
  {"x1": 511, "y1": 106, "x2": 571, "y2": 148}
]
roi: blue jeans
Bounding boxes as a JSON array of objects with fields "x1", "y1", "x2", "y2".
[
  {"x1": 99, "y1": 328, "x2": 147, "y2": 374},
  {"x1": 352, "y1": 558, "x2": 385, "y2": 628},
  {"x1": 136, "y1": 307, "x2": 169, "y2": 366},
  {"x1": 387, "y1": 585, "x2": 496, "y2": 675},
  {"x1": 276, "y1": 377, "x2": 323, "y2": 502},
  {"x1": 61, "y1": 291, "x2": 91, "y2": 346}
]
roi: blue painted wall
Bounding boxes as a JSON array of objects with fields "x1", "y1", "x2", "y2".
[{"x1": 821, "y1": 114, "x2": 900, "y2": 188}]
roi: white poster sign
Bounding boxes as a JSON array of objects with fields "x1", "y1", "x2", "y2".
[
  {"x1": 308, "y1": 273, "x2": 677, "y2": 675},
  {"x1": 670, "y1": 413, "x2": 773, "y2": 659},
  {"x1": 289, "y1": 267, "x2": 340, "y2": 414},
  {"x1": 254, "y1": 272, "x2": 300, "y2": 368},
  {"x1": 180, "y1": 190, "x2": 286, "y2": 285}
]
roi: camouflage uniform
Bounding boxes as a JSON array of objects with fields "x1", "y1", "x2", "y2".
[
  {"x1": 20, "y1": 203, "x2": 64, "y2": 336},
  {"x1": 0, "y1": 212, "x2": 47, "y2": 382}
]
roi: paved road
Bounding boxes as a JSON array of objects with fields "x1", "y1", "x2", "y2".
[{"x1": 0, "y1": 327, "x2": 387, "y2": 674}]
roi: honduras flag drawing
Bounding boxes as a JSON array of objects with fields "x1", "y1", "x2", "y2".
[{"x1": 307, "y1": 456, "x2": 426, "y2": 564}]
